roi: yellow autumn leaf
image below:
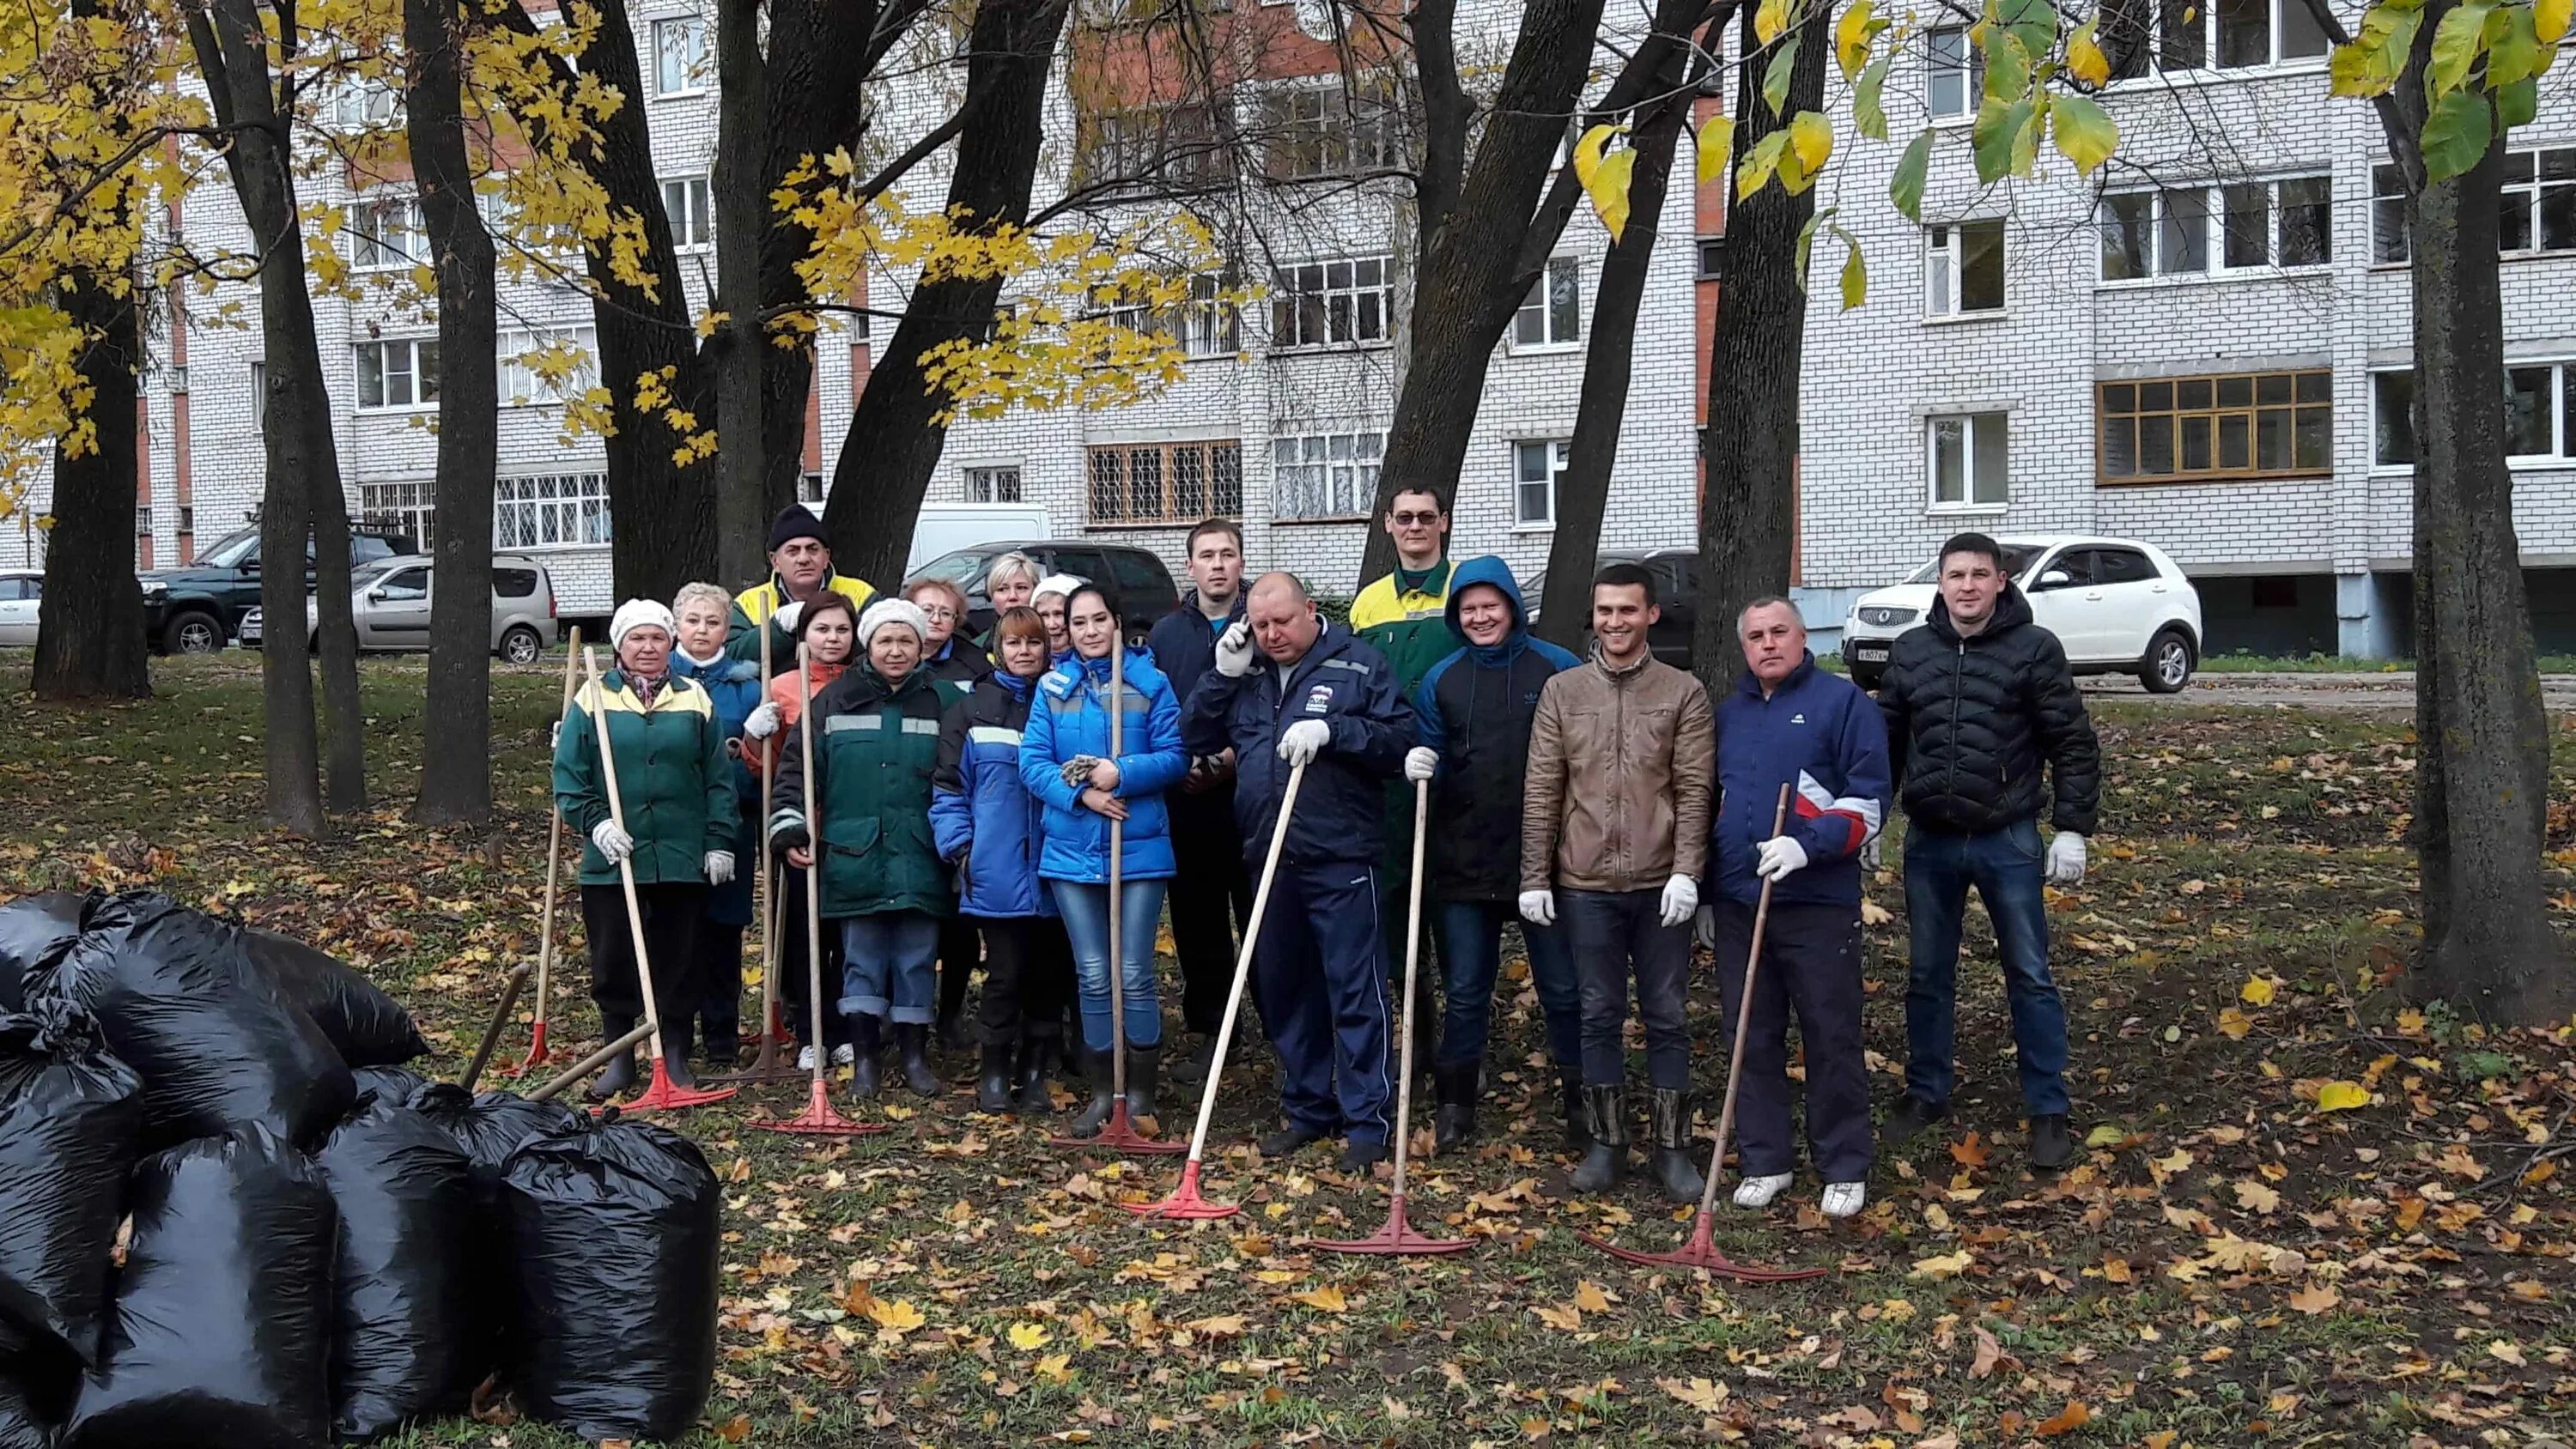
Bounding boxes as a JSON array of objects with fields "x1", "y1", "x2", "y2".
[
  {"x1": 1571, "y1": 123, "x2": 1617, "y2": 189},
  {"x1": 1753, "y1": 0, "x2": 1790, "y2": 45},
  {"x1": 866, "y1": 1298, "x2": 926, "y2": 1333},
  {"x1": 1587, "y1": 148, "x2": 1637, "y2": 243},
  {"x1": 1531, "y1": 1303, "x2": 1583, "y2": 1330},
  {"x1": 2315, "y1": 1081, "x2": 2370, "y2": 1112},
  {"x1": 2539, "y1": 0, "x2": 2570, "y2": 44},
  {"x1": 1911, "y1": 1249, "x2": 1975, "y2": 1279},
  {"x1": 1035, "y1": 1353, "x2": 1073, "y2": 1383},
  {"x1": 2067, "y1": 17, "x2": 2111, "y2": 86},
  {"x1": 1291, "y1": 1286, "x2": 1348, "y2": 1313},
  {"x1": 1788, "y1": 112, "x2": 1834, "y2": 176},
  {"x1": 2287, "y1": 1283, "x2": 2341, "y2": 1314},
  {"x1": 1657, "y1": 1376, "x2": 1728, "y2": 1412},
  {"x1": 2233, "y1": 1178, "x2": 2282, "y2": 1214},
  {"x1": 2217, "y1": 1006, "x2": 2252, "y2": 1039},
  {"x1": 2240, "y1": 975, "x2": 2276, "y2": 1005},
  {"x1": 696, "y1": 309, "x2": 729, "y2": 340},
  {"x1": 1695, "y1": 115, "x2": 1736, "y2": 185},
  {"x1": 1573, "y1": 1281, "x2": 1613, "y2": 1313},
  {"x1": 1007, "y1": 1321, "x2": 1050, "y2": 1350}
]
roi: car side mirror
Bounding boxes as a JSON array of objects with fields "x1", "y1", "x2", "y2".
[
  {"x1": 2036, "y1": 569, "x2": 2072, "y2": 590},
  {"x1": 366, "y1": 588, "x2": 386, "y2": 602}
]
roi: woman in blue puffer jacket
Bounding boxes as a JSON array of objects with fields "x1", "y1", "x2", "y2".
[
  {"x1": 931, "y1": 606, "x2": 1075, "y2": 1115},
  {"x1": 1019, "y1": 583, "x2": 1188, "y2": 1137}
]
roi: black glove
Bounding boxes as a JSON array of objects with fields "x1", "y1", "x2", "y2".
[{"x1": 772, "y1": 822, "x2": 811, "y2": 852}]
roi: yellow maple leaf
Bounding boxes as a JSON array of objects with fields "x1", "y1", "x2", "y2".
[
  {"x1": 2315, "y1": 1081, "x2": 2370, "y2": 1113},
  {"x1": 1531, "y1": 1303, "x2": 1583, "y2": 1331},
  {"x1": 1036, "y1": 1353, "x2": 1073, "y2": 1384},
  {"x1": 2034, "y1": 1400, "x2": 2091, "y2": 1436},
  {"x1": 1007, "y1": 1321, "x2": 1049, "y2": 1350},
  {"x1": 866, "y1": 1298, "x2": 925, "y2": 1333},
  {"x1": 2287, "y1": 1283, "x2": 2340, "y2": 1314},
  {"x1": 1573, "y1": 1281, "x2": 1613, "y2": 1313},
  {"x1": 1911, "y1": 1249, "x2": 1974, "y2": 1280},
  {"x1": 2233, "y1": 1179, "x2": 2282, "y2": 1214},
  {"x1": 1291, "y1": 1286, "x2": 1347, "y2": 1313},
  {"x1": 1657, "y1": 1376, "x2": 1727, "y2": 1412},
  {"x1": 2240, "y1": 975, "x2": 2275, "y2": 1005}
]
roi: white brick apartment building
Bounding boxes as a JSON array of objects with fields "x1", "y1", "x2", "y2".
[{"x1": 1797, "y1": 0, "x2": 2576, "y2": 659}]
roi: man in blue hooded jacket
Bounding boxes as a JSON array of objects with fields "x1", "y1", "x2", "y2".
[{"x1": 1407, "y1": 556, "x2": 1583, "y2": 1155}]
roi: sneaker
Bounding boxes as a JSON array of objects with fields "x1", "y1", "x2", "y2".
[
  {"x1": 2029, "y1": 1113, "x2": 2075, "y2": 1171},
  {"x1": 797, "y1": 1046, "x2": 817, "y2": 1071},
  {"x1": 1883, "y1": 1094, "x2": 1947, "y2": 1147},
  {"x1": 1731, "y1": 1173, "x2": 1793, "y2": 1210},
  {"x1": 1820, "y1": 1181, "x2": 1868, "y2": 1218},
  {"x1": 832, "y1": 1044, "x2": 855, "y2": 1068}
]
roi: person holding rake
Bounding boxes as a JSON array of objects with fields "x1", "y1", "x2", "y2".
[
  {"x1": 670, "y1": 581, "x2": 767, "y2": 1069},
  {"x1": 748, "y1": 591, "x2": 861, "y2": 1070}
]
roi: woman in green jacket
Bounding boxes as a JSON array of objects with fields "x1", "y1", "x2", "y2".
[
  {"x1": 553, "y1": 599, "x2": 738, "y2": 1099},
  {"x1": 770, "y1": 598, "x2": 967, "y2": 1098}
]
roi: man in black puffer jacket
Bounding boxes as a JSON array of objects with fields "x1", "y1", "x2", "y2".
[{"x1": 1876, "y1": 532, "x2": 2100, "y2": 1171}]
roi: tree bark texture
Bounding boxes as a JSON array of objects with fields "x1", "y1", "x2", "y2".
[
  {"x1": 819, "y1": 0, "x2": 1072, "y2": 590},
  {"x1": 407, "y1": 0, "x2": 499, "y2": 824},
  {"x1": 1353, "y1": 0, "x2": 1613, "y2": 591},
  {"x1": 713, "y1": 0, "x2": 769, "y2": 587},
  {"x1": 1694, "y1": 0, "x2": 1829, "y2": 695},
  {"x1": 33, "y1": 261, "x2": 154, "y2": 700}
]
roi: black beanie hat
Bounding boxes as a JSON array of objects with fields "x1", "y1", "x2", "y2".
[{"x1": 769, "y1": 504, "x2": 827, "y2": 553}]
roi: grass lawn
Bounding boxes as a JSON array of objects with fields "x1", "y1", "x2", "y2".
[
  {"x1": 7, "y1": 652, "x2": 2576, "y2": 1447},
  {"x1": 2196, "y1": 652, "x2": 2576, "y2": 675}
]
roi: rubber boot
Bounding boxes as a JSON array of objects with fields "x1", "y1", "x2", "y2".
[
  {"x1": 975, "y1": 1040, "x2": 1013, "y2": 1113},
  {"x1": 587, "y1": 1012, "x2": 638, "y2": 1102},
  {"x1": 1016, "y1": 1032, "x2": 1058, "y2": 1116},
  {"x1": 1071, "y1": 1045, "x2": 1117, "y2": 1137},
  {"x1": 1125, "y1": 1044, "x2": 1163, "y2": 1132},
  {"x1": 1432, "y1": 1058, "x2": 1479, "y2": 1156},
  {"x1": 660, "y1": 1042, "x2": 699, "y2": 1091},
  {"x1": 1571, "y1": 1085, "x2": 1627, "y2": 1193},
  {"x1": 1649, "y1": 1088, "x2": 1707, "y2": 1205},
  {"x1": 1558, "y1": 1065, "x2": 1591, "y2": 1153},
  {"x1": 848, "y1": 1013, "x2": 883, "y2": 1100},
  {"x1": 896, "y1": 1022, "x2": 941, "y2": 1096}
]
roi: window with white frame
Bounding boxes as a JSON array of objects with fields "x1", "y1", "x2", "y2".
[
  {"x1": 2372, "y1": 369, "x2": 2415, "y2": 468},
  {"x1": 1271, "y1": 427, "x2": 1382, "y2": 520},
  {"x1": 661, "y1": 176, "x2": 713, "y2": 249},
  {"x1": 1512, "y1": 257, "x2": 1582, "y2": 349},
  {"x1": 1924, "y1": 27, "x2": 1979, "y2": 118},
  {"x1": 964, "y1": 465, "x2": 1023, "y2": 503},
  {"x1": 2372, "y1": 162, "x2": 2409, "y2": 264},
  {"x1": 799, "y1": 472, "x2": 824, "y2": 504},
  {"x1": 350, "y1": 196, "x2": 423, "y2": 270},
  {"x1": 1928, "y1": 413, "x2": 2008, "y2": 508},
  {"x1": 2219, "y1": 176, "x2": 2332, "y2": 268},
  {"x1": 1270, "y1": 258, "x2": 1392, "y2": 349},
  {"x1": 1925, "y1": 219, "x2": 2005, "y2": 315},
  {"x1": 2101, "y1": 179, "x2": 2328, "y2": 279},
  {"x1": 1094, "y1": 274, "x2": 1241, "y2": 357},
  {"x1": 1073, "y1": 103, "x2": 1234, "y2": 191},
  {"x1": 360, "y1": 481, "x2": 438, "y2": 548},
  {"x1": 2098, "y1": 0, "x2": 2327, "y2": 71},
  {"x1": 325, "y1": 77, "x2": 402, "y2": 131},
  {"x1": 2506, "y1": 363, "x2": 2576, "y2": 462},
  {"x1": 495, "y1": 473, "x2": 613, "y2": 549},
  {"x1": 1512, "y1": 440, "x2": 1567, "y2": 528},
  {"x1": 498, "y1": 325, "x2": 600, "y2": 405},
  {"x1": 651, "y1": 15, "x2": 710, "y2": 95},
  {"x1": 2502, "y1": 147, "x2": 2576, "y2": 254},
  {"x1": 355, "y1": 339, "x2": 439, "y2": 409},
  {"x1": 249, "y1": 361, "x2": 267, "y2": 434},
  {"x1": 1259, "y1": 77, "x2": 1405, "y2": 180}
]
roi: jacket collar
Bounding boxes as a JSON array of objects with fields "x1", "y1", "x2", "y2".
[
  {"x1": 1589, "y1": 642, "x2": 1654, "y2": 681},
  {"x1": 982, "y1": 670, "x2": 1036, "y2": 703},
  {"x1": 1929, "y1": 581, "x2": 2034, "y2": 645},
  {"x1": 848, "y1": 661, "x2": 929, "y2": 705},
  {"x1": 1180, "y1": 588, "x2": 1248, "y2": 625},
  {"x1": 1274, "y1": 620, "x2": 1351, "y2": 692},
  {"x1": 1735, "y1": 652, "x2": 1819, "y2": 701}
]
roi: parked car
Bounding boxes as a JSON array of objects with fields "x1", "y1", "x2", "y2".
[
  {"x1": 140, "y1": 524, "x2": 422, "y2": 654},
  {"x1": 911, "y1": 540, "x2": 1180, "y2": 642},
  {"x1": 1838, "y1": 535, "x2": 2204, "y2": 694},
  {"x1": 240, "y1": 555, "x2": 559, "y2": 664},
  {"x1": 0, "y1": 571, "x2": 39, "y2": 647},
  {"x1": 1522, "y1": 548, "x2": 1701, "y2": 670}
]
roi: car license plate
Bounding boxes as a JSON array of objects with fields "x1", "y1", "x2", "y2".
[{"x1": 1851, "y1": 644, "x2": 1888, "y2": 664}]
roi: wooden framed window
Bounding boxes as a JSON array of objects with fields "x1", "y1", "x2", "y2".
[
  {"x1": 2097, "y1": 369, "x2": 2331, "y2": 484},
  {"x1": 1085, "y1": 440, "x2": 1241, "y2": 524}
]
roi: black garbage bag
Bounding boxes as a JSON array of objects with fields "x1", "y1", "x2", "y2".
[
  {"x1": 350, "y1": 1064, "x2": 430, "y2": 1106},
  {"x1": 51, "y1": 893, "x2": 353, "y2": 1149},
  {"x1": 65, "y1": 1126, "x2": 337, "y2": 1449},
  {"x1": 237, "y1": 930, "x2": 427, "y2": 1068},
  {"x1": 0, "y1": 1365, "x2": 55, "y2": 1449},
  {"x1": 0, "y1": 893, "x2": 86, "y2": 1012},
  {"x1": 410, "y1": 1086, "x2": 581, "y2": 1380},
  {"x1": 312, "y1": 1093, "x2": 476, "y2": 1442},
  {"x1": 502, "y1": 1116, "x2": 720, "y2": 1442},
  {"x1": 1, "y1": 1324, "x2": 68, "y2": 1449},
  {"x1": 0, "y1": 999, "x2": 143, "y2": 1371}
]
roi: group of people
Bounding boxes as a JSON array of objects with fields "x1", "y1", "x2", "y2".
[{"x1": 551, "y1": 494, "x2": 2101, "y2": 1216}]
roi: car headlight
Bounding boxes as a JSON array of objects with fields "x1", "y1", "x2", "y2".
[
  {"x1": 1858, "y1": 606, "x2": 1917, "y2": 628},
  {"x1": 140, "y1": 579, "x2": 166, "y2": 596}
]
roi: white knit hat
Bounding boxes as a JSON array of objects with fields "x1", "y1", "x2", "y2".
[
  {"x1": 609, "y1": 598, "x2": 677, "y2": 648},
  {"x1": 857, "y1": 597, "x2": 931, "y2": 650},
  {"x1": 1030, "y1": 572, "x2": 1086, "y2": 604}
]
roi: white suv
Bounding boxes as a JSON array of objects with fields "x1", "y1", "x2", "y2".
[{"x1": 1840, "y1": 535, "x2": 2204, "y2": 694}]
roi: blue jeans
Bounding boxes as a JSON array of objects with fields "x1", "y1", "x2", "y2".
[
  {"x1": 1559, "y1": 888, "x2": 1693, "y2": 1090},
  {"x1": 839, "y1": 912, "x2": 940, "y2": 1025},
  {"x1": 1902, "y1": 819, "x2": 2069, "y2": 1115},
  {"x1": 1050, "y1": 878, "x2": 1167, "y2": 1052},
  {"x1": 1432, "y1": 902, "x2": 1580, "y2": 1069}
]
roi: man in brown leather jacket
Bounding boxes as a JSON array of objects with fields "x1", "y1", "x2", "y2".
[{"x1": 1521, "y1": 561, "x2": 1716, "y2": 1202}]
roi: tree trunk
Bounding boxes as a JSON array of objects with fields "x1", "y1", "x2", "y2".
[
  {"x1": 1694, "y1": 0, "x2": 1830, "y2": 695},
  {"x1": 33, "y1": 264, "x2": 154, "y2": 700},
  {"x1": 406, "y1": 0, "x2": 498, "y2": 824},
  {"x1": 819, "y1": 0, "x2": 1071, "y2": 589},
  {"x1": 713, "y1": 0, "x2": 769, "y2": 587},
  {"x1": 1353, "y1": 0, "x2": 1613, "y2": 591},
  {"x1": 2404, "y1": 140, "x2": 2572, "y2": 1022}
]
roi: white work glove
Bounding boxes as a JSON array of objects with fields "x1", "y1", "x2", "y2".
[
  {"x1": 1859, "y1": 837, "x2": 1881, "y2": 873},
  {"x1": 772, "y1": 600, "x2": 805, "y2": 634},
  {"x1": 1277, "y1": 718, "x2": 1328, "y2": 767},
  {"x1": 1213, "y1": 619, "x2": 1255, "y2": 678},
  {"x1": 1403, "y1": 746, "x2": 1438, "y2": 783},
  {"x1": 1060, "y1": 754, "x2": 1103, "y2": 788},
  {"x1": 1517, "y1": 889, "x2": 1556, "y2": 926},
  {"x1": 741, "y1": 701, "x2": 781, "y2": 741},
  {"x1": 1754, "y1": 835, "x2": 1809, "y2": 882},
  {"x1": 591, "y1": 820, "x2": 635, "y2": 863},
  {"x1": 705, "y1": 850, "x2": 735, "y2": 885},
  {"x1": 2046, "y1": 831, "x2": 2087, "y2": 885},
  {"x1": 1693, "y1": 903, "x2": 1716, "y2": 949},
  {"x1": 1658, "y1": 874, "x2": 1698, "y2": 928}
]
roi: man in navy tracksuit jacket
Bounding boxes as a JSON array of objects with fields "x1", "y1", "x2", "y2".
[
  {"x1": 1703, "y1": 597, "x2": 1892, "y2": 1220},
  {"x1": 1182, "y1": 571, "x2": 1415, "y2": 1173}
]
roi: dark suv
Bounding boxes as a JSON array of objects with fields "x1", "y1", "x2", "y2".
[
  {"x1": 911, "y1": 541, "x2": 1180, "y2": 643},
  {"x1": 139, "y1": 524, "x2": 422, "y2": 654},
  {"x1": 1523, "y1": 548, "x2": 1701, "y2": 670}
]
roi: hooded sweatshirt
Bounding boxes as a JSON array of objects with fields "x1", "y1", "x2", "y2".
[{"x1": 1413, "y1": 556, "x2": 1581, "y2": 903}]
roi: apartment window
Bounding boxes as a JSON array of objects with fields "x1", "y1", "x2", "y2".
[
  {"x1": 1512, "y1": 258, "x2": 1583, "y2": 349},
  {"x1": 2219, "y1": 177, "x2": 2332, "y2": 269},
  {"x1": 2103, "y1": 182, "x2": 2321, "y2": 279},
  {"x1": 1925, "y1": 219, "x2": 2005, "y2": 315},
  {"x1": 799, "y1": 472, "x2": 824, "y2": 504},
  {"x1": 498, "y1": 325, "x2": 601, "y2": 405},
  {"x1": 1513, "y1": 440, "x2": 1567, "y2": 528},
  {"x1": 2372, "y1": 370, "x2": 2415, "y2": 467},
  {"x1": 360, "y1": 480, "x2": 438, "y2": 548},
  {"x1": 2099, "y1": 189, "x2": 2218, "y2": 279},
  {"x1": 1074, "y1": 104, "x2": 1233, "y2": 191},
  {"x1": 2099, "y1": 370, "x2": 2330, "y2": 482},
  {"x1": 495, "y1": 473, "x2": 613, "y2": 549},
  {"x1": 661, "y1": 176, "x2": 712, "y2": 249},
  {"x1": 135, "y1": 506, "x2": 153, "y2": 538},
  {"x1": 355, "y1": 339, "x2": 439, "y2": 409},
  {"x1": 1096, "y1": 274, "x2": 1241, "y2": 357},
  {"x1": 1271, "y1": 428, "x2": 1382, "y2": 520},
  {"x1": 177, "y1": 506, "x2": 194, "y2": 535},
  {"x1": 1085, "y1": 440, "x2": 1242, "y2": 524},
  {"x1": 2506, "y1": 364, "x2": 2576, "y2": 461},
  {"x1": 327, "y1": 78, "x2": 401, "y2": 130},
  {"x1": 249, "y1": 361, "x2": 267, "y2": 434},
  {"x1": 652, "y1": 15, "x2": 710, "y2": 95},
  {"x1": 1260, "y1": 79, "x2": 1405, "y2": 180},
  {"x1": 964, "y1": 465, "x2": 1023, "y2": 503},
  {"x1": 351, "y1": 196, "x2": 424, "y2": 270},
  {"x1": 2501, "y1": 147, "x2": 2576, "y2": 254},
  {"x1": 167, "y1": 365, "x2": 188, "y2": 395},
  {"x1": 1695, "y1": 238, "x2": 1723, "y2": 279},
  {"x1": 2372, "y1": 162, "x2": 2409, "y2": 264},
  {"x1": 1925, "y1": 27, "x2": 1978, "y2": 118},
  {"x1": 2103, "y1": 0, "x2": 2326, "y2": 70},
  {"x1": 1271, "y1": 258, "x2": 1392, "y2": 349},
  {"x1": 1929, "y1": 413, "x2": 2008, "y2": 508}
]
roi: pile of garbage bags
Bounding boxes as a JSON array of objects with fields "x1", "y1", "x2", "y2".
[{"x1": 0, "y1": 889, "x2": 722, "y2": 1446}]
